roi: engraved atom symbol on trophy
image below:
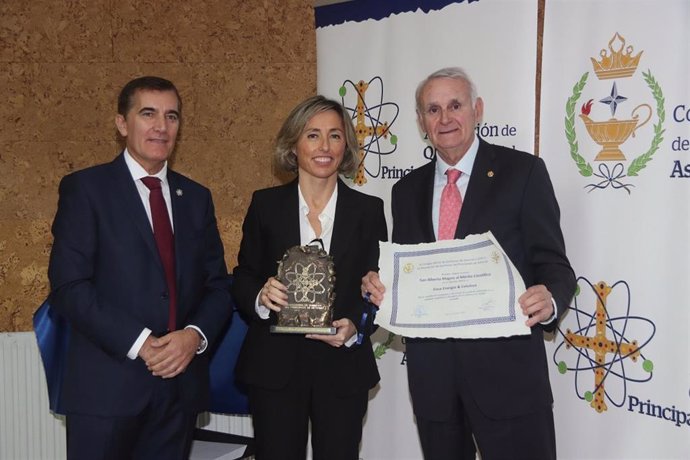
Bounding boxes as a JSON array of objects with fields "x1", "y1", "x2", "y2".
[
  {"x1": 552, "y1": 278, "x2": 655, "y2": 413},
  {"x1": 284, "y1": 262, "x2": 326, "y2": 303}
]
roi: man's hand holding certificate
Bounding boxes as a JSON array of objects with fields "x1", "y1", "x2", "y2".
[{"x1": 374, "y1": 232, "x2": 530, "y2": 339}]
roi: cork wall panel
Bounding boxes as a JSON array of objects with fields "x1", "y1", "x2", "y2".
[
  {"x1": 0, "y1": 0, "x2": 317, "y2": 332},
  {"x1": 0, "y1": 0, "x2": 113, "y2": 63},
  {"x1": 2, "y1": 64, "x2": 122, "y2": 142},
  {"x1": 192, "y1": 62, "x2": 319, "y2": 140},
  {"x1": 265, "y1": 3, "x2": 318, "y2": 63},
  {"x1": 112, "y1": 1, "x2": 265, "y2": 63},
  {"x1": 0, "y1": 140, "x2": 119, "y2": 219},
  {"x1": 0, "y1": 219, "x2": 52, "y2": 331}
]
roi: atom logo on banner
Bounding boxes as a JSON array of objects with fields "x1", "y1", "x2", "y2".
[
  {"x1": 339, "y1": 77, "x2": 400, "y2": 185},
  {"x1": 564, "y1": 32, "x2": 666, "y2": 193},
  {"x1": 552, "y1": 277, "x2": 656, "y2": 413}
]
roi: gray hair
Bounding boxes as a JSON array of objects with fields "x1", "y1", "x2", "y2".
[
  {"x1": 415, "y1": 67, "x2": 479, "y2": 113},
  {"x1": 274, "y1": 95, "x2": 359, "y2": 177}
]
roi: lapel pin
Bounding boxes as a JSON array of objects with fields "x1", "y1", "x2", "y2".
[
  {"x1": 176, "y1": 189, "x2": 183, "y2": 196},
  {"x1": 487, "y1": 170, "x2": 494, "y2": 178}
]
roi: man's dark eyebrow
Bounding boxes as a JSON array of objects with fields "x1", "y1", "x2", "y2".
[{"x1": 137, "y1": 107, "x2": 180, "y2": 117}]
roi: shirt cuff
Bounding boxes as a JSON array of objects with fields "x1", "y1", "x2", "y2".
[
  {"x1": 540, "y1": 297, "x2": 559, "y2": 325},
  {"x1": 344, "y1": 330, "x2": 358, "y2": 348},
  {"x1": 255, "y1": 292, "x2": 271, "y2": 319},
  {"x1": 185, "y1": 325, "x2": 208, "y2": 354},
  {"x1": 127, "y1": 328, "x2": 152, "y2": 360}
]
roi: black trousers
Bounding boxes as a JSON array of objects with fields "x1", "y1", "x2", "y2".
[
  {"x1": 415, "y1": 386, "x2": 556, "y2": 460},
  {"x1": 66, "y1": 379, "x2": 197, "y2": 460},
  {"x1": 248, "y1": 349, "x2": 368, "y2": 460}
]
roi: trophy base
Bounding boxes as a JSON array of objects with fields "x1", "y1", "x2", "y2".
[{"x1": 270, "y1": 325, "x2": 337, "y2": 335}]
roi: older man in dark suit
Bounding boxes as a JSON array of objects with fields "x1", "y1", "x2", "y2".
[
  {"x1": 362, "y1": 67, "x2": 576, "y2": 460},
  {"x1": 48, "y1": 76, "x2": 231, "y2": 459}
]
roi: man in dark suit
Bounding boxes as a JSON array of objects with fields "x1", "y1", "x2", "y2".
[
  {"x1": 48, "y1": 76, "x2": 232, "y2": 459},
  {"x1": 362, "y1": 67, "x2": 576, "y2": 460}
]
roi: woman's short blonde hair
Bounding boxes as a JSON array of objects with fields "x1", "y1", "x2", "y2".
[{"x1": 275, "y1": 95, "x2": 359, "y2": 177}]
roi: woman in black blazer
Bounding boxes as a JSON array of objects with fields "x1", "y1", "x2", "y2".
[{"x1": 232, "y1": 95, "x2": 387, "y2": 460}]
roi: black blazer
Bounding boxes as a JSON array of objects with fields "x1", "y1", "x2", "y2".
[
  {"x1": 232, "y1": 178, "x2": 387, "y2": 396},
  {"x1": 48, "y1": 153, "x2": 232, "y2": 416},
  {"x1": 392, "y1": 139, "x2": 575, "y2": 421}
]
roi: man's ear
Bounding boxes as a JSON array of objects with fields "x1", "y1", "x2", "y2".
[
  {"x1": 115, "y1": 114, "x2": 127, "y2": 137},
  {"x1": 474, "y1": 97, "x2": 484, "y2": 125},
  {"x1": 416, "y1": 111, "x2": 426, "y2": 138}
]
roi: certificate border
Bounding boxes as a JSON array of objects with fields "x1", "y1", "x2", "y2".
[{"x1": 390, "y1": 240, "x2": 517, "y2": 329}]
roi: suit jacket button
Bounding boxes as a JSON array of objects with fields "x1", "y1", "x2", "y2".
[{"x1": 161, "y1": 292, "x2": 168, "y2": 299}]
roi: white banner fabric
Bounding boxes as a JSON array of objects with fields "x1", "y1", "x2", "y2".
[{"x1": 540, "y1": 1, "x2": 690, "y2": 459}]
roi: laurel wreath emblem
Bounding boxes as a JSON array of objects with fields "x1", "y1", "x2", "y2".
[
  {"x1": 628, "y1": 70, "x2": 665, "y2": 176},
  {"x1": 373, "y1": 332, "x2": 396, "y2": 359},
  {"x1": 564, "y1": 70, "x2": 665, "y2": 182},
  {"x1": 565, "y1": 72, "x2": 594, "y2": 177}
]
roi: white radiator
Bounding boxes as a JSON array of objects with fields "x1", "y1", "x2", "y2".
[
  {"x1": 198, "y1": 412, "x2": 253, "y2": 437},
  {"x1": 0, "y1": 332, "x2": 66, "y2": 460},
  {"x1": 0, "y1": 332, "x2": 252, "y2": 460}
]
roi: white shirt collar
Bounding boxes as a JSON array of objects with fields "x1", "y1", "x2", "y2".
[
  {"x1": 434, "y1": 135, "x2": 480, "y2": 180},
  {"x1": 123, "y1": 148, "x2": 169, "y2": 184},
  {"x1": 297, "y1": 182, "x2": 338, "y2": 221},
  {"x1": 297, "y1": 182, "x2": 338, "y2": 252}
]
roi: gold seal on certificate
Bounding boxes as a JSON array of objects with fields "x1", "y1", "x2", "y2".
[{"x1": 271, "y1": 243, "x2": 337, "y2": 335}]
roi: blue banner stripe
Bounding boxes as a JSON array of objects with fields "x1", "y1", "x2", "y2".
[{"x1": 315, "y1": 0, "x2": 479, "y2": 28}]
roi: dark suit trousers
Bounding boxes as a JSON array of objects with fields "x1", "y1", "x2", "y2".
[
  {"x1": 66, "y1": 378, "x2": 197, "y2": 460},
  {"x1": 248, "y1": 341, "x2": 368, "y2": 460},
  {"x1": 414, "y1": 364, "x2": 556, "y2": 460}
]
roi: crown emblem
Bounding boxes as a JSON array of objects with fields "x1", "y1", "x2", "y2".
[{"x1": 590, "y1": 32, "x2": 643, "y2": 80}]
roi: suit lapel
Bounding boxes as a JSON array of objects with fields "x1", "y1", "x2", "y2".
[
  {"x1": 280, "y1": 180, "x2": 302, "y2": 249},
  {"x1": 110, "y1": 153, "x2": 165, "y2": 274},
  {"x1": 167, "y1": 171, "x2": 185, "y2": 284},
  {"x1": 457, "y1": 140, "x2": 497, "y2": 238},
  {"x1": 419, "y1": 161, "x2": 437, "y2": 243},
  {"x1": 330, "y1": 179, "x2": 357, "y2": 261}
]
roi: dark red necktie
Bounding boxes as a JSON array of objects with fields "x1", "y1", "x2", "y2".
[{"x1": 141, "y1": 176, "x2": 177, "y2": 331}]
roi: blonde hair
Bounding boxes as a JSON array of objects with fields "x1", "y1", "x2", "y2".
[{"x1": 274, "y1": 95, "x2": 359, "y2": 177}]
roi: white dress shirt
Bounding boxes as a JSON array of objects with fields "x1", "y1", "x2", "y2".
[{"x1": 123, "y1": 149, "x2": 207, "y2": 359}]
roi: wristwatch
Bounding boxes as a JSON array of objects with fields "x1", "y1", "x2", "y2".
[{"x1": 196, "y1": 334, "x2": 207, "y2": 354}]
